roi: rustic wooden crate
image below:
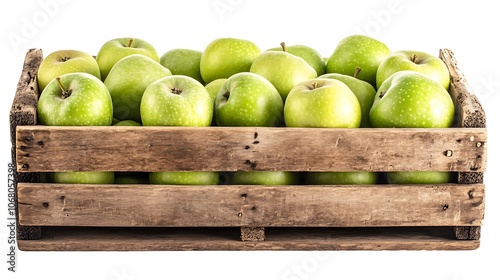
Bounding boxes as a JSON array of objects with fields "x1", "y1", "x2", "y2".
[{"x1": 10, "y1": 48, "x2": 487, "y2": 251}]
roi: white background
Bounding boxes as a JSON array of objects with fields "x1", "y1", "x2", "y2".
[{"x1": 1, "y1": 0, "x2": 499, "y2": 279}]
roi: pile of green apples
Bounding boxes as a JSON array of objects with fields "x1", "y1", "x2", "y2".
[{"x1": 37, "y1": 35, "x2": 455, "y2": 185}]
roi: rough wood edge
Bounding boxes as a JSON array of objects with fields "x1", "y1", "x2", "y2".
[
  {"x1": 17, "y1": 227, "x2": 480, "y2": 251},
  {"x1": 440, "y1": 49, "x2": 485, "y2": 240},
  {"x1": 241, "y1": 227, "x2": 265, "y2": 241},
  {"x1": 10, "y1": 48, "x2": 43, "y2": 240}
]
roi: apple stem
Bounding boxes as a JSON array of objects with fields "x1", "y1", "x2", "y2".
[
  {"x1": 311, "y1": 81, "x2": 318, "y2": 89},
  {"x1": 128, "y1": 38, "x2": 134, "y2": 48},
  {"x1": 379, "y1": 91, "x2": 387, "y2": 98},
  {"x1": 61, "y1": 56, "x2": 70, "y2": 62},
  {"x1": 354, "y1": 67, "x2": 362, "y2": 79},
  {"x1": 280, "y1": 42, "x2": 287, "y2": 52},
  {"x1": 56, "y1": 77, "x2": 72, "y2": 99},
  {"x1": 411, "y1": 54, "x2": 418, "y2": 63}
]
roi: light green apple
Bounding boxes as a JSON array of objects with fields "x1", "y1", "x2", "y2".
[
  {"x1": 250, "y1": 47, "x2": 317, "y2": 101},
  {"x1": 150, "y1": 171, "x2": 219, "y2": 185},
  {"x1": 37, "y1": 49, "x2": 101, "y2": 91},
  {"x1": 205, "y1": 78, "x2": 227, "y2": 102},
  {"x1": 141, "y1": 75, "x2": 213, "y2": 126},
  {"x1": 230, "y1": 171, "x2": 300, "y2": 185},
  {"x1": 376, "y1": 50, "x2": 450, "y2": 90},
  {"x1": 200, "y1": 37, "x2": 261, "y2": 83},
  {"x1": 370, "y1": 70, "x2": 455, "y2": 128},
  {"x1": 267, "y1": 42, "x2": 326, "y2": 76},
  {"x1": 96, "y1": 37, "x2": 160, "y2": 80},
  {"x1": 284, "y1": 78, "x2": 361, "y2": 128},
  {"x1": 47, "y1": 172, "x2": 114, "y2": 184},
  {"x1": 303, "y1": 172, "x2": 378, "y2": 185},
  {"x1": 38, "y1": 73, "x2": 113, "y2": 126},
  {"x1": 320, "y1": 71, "x2": 377, "y2": 127},
  {"x1": 214, "y1": 72, "x2": 283, "y2": 127},
  {"x1": 104, "y1": 54, "x2": 172, "y2": 122},
  {"x1": 160, "y1": 48, "x2": 204, "y2": 84},
  {"x1": 326, "y1": 35, "x2": 390, "y2": 87},
  {"x1": 113, "y1": 120, "x2": 141, "y2": 126},
  {"x1": 386, "y1": 171, "x2": 452, "y2": 184}
]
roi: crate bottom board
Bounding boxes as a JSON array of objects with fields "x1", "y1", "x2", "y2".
[{"x1": 18, "y1": 226, "x2": 478, "y2": 251}]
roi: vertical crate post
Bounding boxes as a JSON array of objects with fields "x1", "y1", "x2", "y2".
[
  {"x1": 439, "y1": 49, "x2": 486, "y2": 240},
  {"x1": 9, "y1": 49, "x2": 43, "y2": 240}
]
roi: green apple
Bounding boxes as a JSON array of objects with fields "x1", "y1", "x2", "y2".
[
  {"x1": 96, "y1": 37, "x2": 160, "y2": 80},
  {"x1": 320, "y1": 70, "x2": 377, "y2": 127},
  {"x1": 386, "y1": 171, "x2": 451, "y2": 184},
  {"x1": 114, "y1": 172, "x2": 149, "y2": 184},
  {"x1": 104, "y1": 54, "x2": 172, "y2": 122},
  {"x1": 250, "y1": 46, "x2": 317, "y2": 101},
  {"x1": 37, "y1": 49, "x2": 101, "y2": 91},
  {"x1": 200, "y1": 37, "x2": 260, "y2": 83},
  {"x1": 205, "y1": 78, "x2": 227, "y2": 102},
  {"x1": 214, "y1": 72, "x2": 283, "y2": 127},
  {"x1": 150, "y1": 171, "x2": 219, "y2": 185},
  {"x1": 369, "y1": 70, "x2": 455, "y2": 128},
  {"x1": 376, "y1": 50, "x2": 450, "y2": 90},
  {"x1": 326, "y1": 35, "x2": 390, "y2": 87},
  {"x1": 230, "y1": 171, "x2": 300, "y2": 185},
  {"x1": 160, "y1": 48, "x2": 204, "y2": 84},
  {"x1": 284, "y1": 78, "x2": 361, "y2": 128},
  {"x1": 303, "y1": 172, "x2": 378, "y2": 185},
  {"x1": 267, "y1": 42, "x2": 326, "y2": 76},
  {"x1": 113, "y1": 120, "x2": 141, "y2": 126},
  {"x1": 47, "y1": 172, "x2": 114, "y2": 184},
  {"x1": 141, "y1": 75, "x2": 213, "y2": 126},
  {"x1": 38, "y1": 73, "x2": 113, "y2": 126}
]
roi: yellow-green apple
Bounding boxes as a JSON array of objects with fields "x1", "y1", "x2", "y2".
[
  {"x1": 160, "y1": 48, "x2": 204, "y2": 84},
  {"x1": 326, "y1": 35, "x2": 390, "y2": 87},
  {"x1": 37, "y1": 49, "x2": 100, "y2": 91},
  {"x1": 250, "y1": 45, "x2": 317, "y2": 101},
  {"x1": 230, "y1": 171, "x2": 300, "y2": 185},
  {"x1": 214, "y1": 72, "x2": 283, "y2": 127},
  {"x1": 303, "y1": 172, "x2": 378, "y2": 185},
  {"x1": 38, "y1": 73, "x2": 113, "y2": 126},
  {"x1": 386, "y1": 171, "x2": 452, "y2": 184},
  {"x1": 320, "y1": 70, "x2": 377, "y2": 127},
  {"x1": 376, "y1": 50, "x2": 450, "y2": 90},
  {"x1": 369, "y1": 70, "x2": 455, "y2": 128},
  {"x1": 205, "y1": 78, "x2": 227, "y2": 102},
  {"x1": 267, "y1": 42, "x2": 326, "y2": 76},
  {"x1": 141, "y1": 75, "x2": 213, "y2": 126},
  {"x1": 47, "y1": 172, "x2": 114, "y2": 184},
  {"x1": 104, "y1": 54, "x2": 172, "y2": 122},
  {"x1": 96, "y1": 37, "x2": 160, "y2": 80},
  {"x1": 200, "y1": 37, "x2": 260, "y2": 83},
  {"x1": 150, "y1": 171, "x2": 219, "y2": 185},
  {"x1": 284, "y1": 78, "x2": 361, "y2": 128}
]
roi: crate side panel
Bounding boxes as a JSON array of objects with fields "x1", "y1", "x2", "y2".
[
  {"x1": 16, "y1": 126, "x2": 486, "y2": 173},
  {"x1": 18, "y1": 184, "x2": 484, "y2": 227}
]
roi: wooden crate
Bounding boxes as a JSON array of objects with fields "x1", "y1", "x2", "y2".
[{"x1": 10, "y1": 48, "x2": 487, "y2": 251}]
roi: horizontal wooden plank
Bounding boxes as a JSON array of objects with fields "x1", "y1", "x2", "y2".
[
  {"x1": 16, "y1": 126, "x2": 487, "y2": 172},
  {"x1": 18, "y1": 183, "x2": 484, "y2": 227},
  {"x1": 18, "y1": 226, "x2": 479, "y2": 251}
]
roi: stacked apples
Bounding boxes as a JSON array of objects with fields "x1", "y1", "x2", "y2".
[{"x1": 36, "y1": 35, "x2": 454, "y2": 185}]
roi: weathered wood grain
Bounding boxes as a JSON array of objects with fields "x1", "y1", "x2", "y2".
[
  {"x1": 18, "y1": 183, "x2": 484, "y2": 227},
  {"x1": 440, "y1": 49, "x2": 487, "y2": 240},
  {"x1": 17, "y1": 226, "x2": 479, "y2": 251},
  {"x1": 16, "y1": 126, "x2": 486, "y2": 173},
  {"x1": 9, "y1": 48, "x2": 43, "y2": 240}
]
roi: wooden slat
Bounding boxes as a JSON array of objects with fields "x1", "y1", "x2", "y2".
[
  {"x1": 18, "y1": 226, "x2": 479, "y2": 251},
  {"x1": 16, "y1": 126, "x2": 486, "y2": 173},
  {"x1": 18, "y1": 183, "x2": 484, "y2": 227},
  {"x1": 9, "y1": 48, "x2": 43, "y2": 240}
]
